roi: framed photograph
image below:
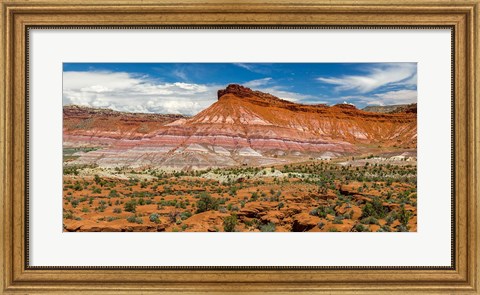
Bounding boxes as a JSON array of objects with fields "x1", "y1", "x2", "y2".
[{"x1": 1, "y1": 0, "x2": 479, "y2": 293}]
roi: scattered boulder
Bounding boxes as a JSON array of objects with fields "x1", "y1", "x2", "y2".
[
  {"x1": 78, "y1": 221, "x2": 124, "y2": 232},
  {"x1": 237, "y1": 202, "x2": 268, "y2": 218},
  {"x1": 322, "y1": 219, "x2": 355, "y2": 232},
  {"x1": 339, "y1": 184, "x2": 361, "y2": 195},
  {"x1": 63, "y1": 220, "x2": 85, "y2": 232},
  {"x1": 260, "y1": 210, "x2": 285, "y2": 224},
  {"x1": 124, "y1": 224, "x2": 157, "y2": 232},
  {"x1": 311, "y1": 191, "x2": 337, "y2": 200},
  {"x1": 335, "y1": 203, "x2": 350, "y2": 215},
  {"x1": 182, "y1": 211, "x2": 228, "y2": 232},
  {"x1": 404, "y1": 204, "x2": 416, "y2": 212},
  {"x1": 382, "y1": 203, "x2": 400, "y2": 210},
  {"x1": 352, "y1": 195, "x2": 372, "y2": 204},
  {"x1": 408, "y1": 216, "x2": 417, "y2": 231},
  {"x1": 390, "y1": 220, "x2": 401, "y2": 229},
  {"x1": 349, "y1": 205, "x2": 363, "y2": 220},
  {"x1": 280, "y1": 204, "x2": 303, "y2": 217},
  {"x1": 292, "y1": 213, "x2": 321, "y2": 232}
]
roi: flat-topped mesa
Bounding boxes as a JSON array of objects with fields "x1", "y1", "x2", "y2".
[
  {"x1": 217, "y1": 84, "x2": 254, "y2": 99},
  {"x1": 217, "y1": 84, "x2": 360, "y2": 113},
  {"x1": 218, "y1": 84, "x2": 290, "y2": 103}
]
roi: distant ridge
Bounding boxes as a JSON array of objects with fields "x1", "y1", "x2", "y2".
[
  {"x1": 363, "y1": 103, "x2": 417, "y2": 114},
  {"x1": 63, "y1": 104, "x2": 189, "y2": 119},
  {"x1": 63, "y1": 105, "x2": 188, "y2": 139}
]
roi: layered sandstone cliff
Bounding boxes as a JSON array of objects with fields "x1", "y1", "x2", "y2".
[{"x1": 63, "y1": 84, "x2": 417, "y2": 169}]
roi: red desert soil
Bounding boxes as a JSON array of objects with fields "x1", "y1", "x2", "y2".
[{"x1": 63, "y1": 161, "x2": 417, "y2": 232}]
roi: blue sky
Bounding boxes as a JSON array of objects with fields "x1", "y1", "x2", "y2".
[{"x1": 63, "y1": 63, "x2": 417, "y2": 115}]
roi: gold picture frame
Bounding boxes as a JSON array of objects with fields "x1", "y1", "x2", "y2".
[{"x1": 1, "y1": 0, "x2": 479, "y2": 293}]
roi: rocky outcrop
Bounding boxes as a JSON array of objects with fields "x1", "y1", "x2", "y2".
[
  {"x1": 191, "y1": 84, "x2": 416, "y2": 146},
  {"x1": 363, "y1": 103, "x2": 417, "y2": 114},
  {"x1": 292, "y1": 213, "x2": 321, "y2": 232},
  {"x1": 63, "y1": 105, "x2": 187, "y2": 140},
  {"x1": 63, "y1": 219, "x2": 165, "y2": 232},
  {"x1": 218, "y1": 84, "x2": 287, "y2": 103}
]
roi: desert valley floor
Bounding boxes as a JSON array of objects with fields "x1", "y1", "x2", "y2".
[{"x1": 63, "y1": 156, "x2": 416, "y2": 232}]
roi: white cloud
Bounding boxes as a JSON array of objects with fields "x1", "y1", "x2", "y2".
[
  {"x1": 63, "y1": 71, "x2": 330, "y2": 115},
  {"x1": 234, "y1": 63, "x2": 257, "y2": 72},
  {"x1": 241, "y1": 78, "x2": 314, "y2": 102},
  {"x1": 401, "y1": 73, "x2": 417, "y2": 86},
  {"x1": 327, "y1": 89, "x2": 417, "y2": 107},
  {"x1": 243, "y1": 77, "x2": 272, "y2": 88},
  {"x1": 317, "y1": 63, "x2": 417, "y2": 93},
  {"x1": 369, "y1": 89, "x2": 417, "y2": 105},
  {"x1": 234, "y1": 63, "x2": 270, "y2": 74},
  {"x1": 257, "y1": 87, "x2": 313, "y2": 102},
  {"x1": 172, "y1": 69, "x2": 188, "y2": 81},
  {"x1": 63, "y1": 71, "x2": 219, "y2": 116}
]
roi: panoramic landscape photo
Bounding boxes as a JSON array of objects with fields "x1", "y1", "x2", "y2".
[{"x1": 63, "y1": 62, "x2": 417, "y2": 232}]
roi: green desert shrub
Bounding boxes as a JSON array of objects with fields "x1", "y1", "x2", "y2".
[
  {"x1": 108, "y1": 189, "x2": 119, "y2": 198},
  {"x1": 73, "y1": 183, "x2": 83, "y2": 191},
  {"x1": 354, "y1": 224, "x2": 370, "y2": 232},
  {"x1": 223, "y1": 214, "x2": 237, "y2": 232},
  {"x1": 385, "y1": 212, "x2": 397, "y2": 225},
  {"x1": 196, "y1": 193, "x2": 219, "y2": 213},
  {"x1": 63, "y1": 210, "x2": 74, "y2": 219},
  {"x1": 63, "y1": 166, "x2": 80, "y2": 175},
  {"x1": 106, "y1": 216, "x2": 119, "y2": 222},
  {"x1": 260, "y1": 222, "x2": 276, "y2": 232},
  {"x1": 398, "y1": 204, "x2": 412, "y2": 226},
  {"x1": 180, "y1": 211, "x2": 192, "y2": 220},
  {"x1": 362, "y1": 197, "x2": 388, "y2": 219},
  {"x1": 310, "y1": 205, "x2": 335, "y2": 218},
  {"x1": 124, "y1": 200, "x2": 137, "y2": 213},
  {"x1": 95, "y1": 200, "x2": 107, "y2": 212},
  {"x1": 360, "y1": 216, "x2": 379, "y2": 225},
  {"x1": 333, "y1": 216, "x2": 344, "y2": 224},
  {"x1": 70, "y1": 199, "x2": 79, "y2": 208},
  {"x1": 377, "y1": 225, "x2": 391, "y2": 232},
  {"x1": 127, "y1": 215, "x2": 143, "y2": 224},
  {"x1": 149, "y1": 213, "x2": 160, "y2": 224}
]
